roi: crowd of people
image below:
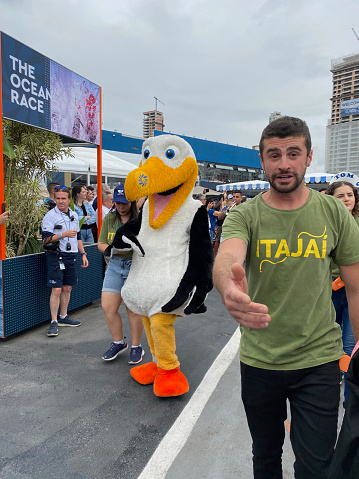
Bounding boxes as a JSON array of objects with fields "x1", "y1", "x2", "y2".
[
  {"x1": 42, "y1": 182, "x2": 147, "y2": 365},
  {"x1": 40, "y1": 115, "x2": 359, "y2": 478},
  {"x1": 194, "y1": 187, "x2": 248, "y2": 255}
]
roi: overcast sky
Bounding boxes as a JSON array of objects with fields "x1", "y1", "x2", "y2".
[{"x1": 1, "y1": 0, "x2": 359, "y2": 171}]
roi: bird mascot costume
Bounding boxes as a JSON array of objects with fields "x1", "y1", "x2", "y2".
[{"x1": 105, "y1": 134, "x2": 213, "y2": 397}]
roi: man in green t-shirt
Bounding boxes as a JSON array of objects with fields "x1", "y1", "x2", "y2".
[{"x1": 213, "y1": 116, "x2": 359, "y2": 479}]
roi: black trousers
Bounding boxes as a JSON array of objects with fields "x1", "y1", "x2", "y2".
[{"x1": 240, "y1": 361, "x2": 340, "y2": 479}]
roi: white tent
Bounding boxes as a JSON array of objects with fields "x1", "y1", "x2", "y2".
[
  {"x1": 108, "y1": 150, "x2": 142, "y2": 167},
  {"x1": 216, "y1": 180, "x2": 269, "y2": 192},
  {"x1": 54, "y1": 147, "x2": 138, "y2": 179},
  {"x1": 216, "y1": 173, "x2": 335, "y2": 192},
  {"x1": 193, "y1": 185, "x2": 221, "y2": 196},
  {"x1": 304, "y1": 172, "x2": 334, "y2": 184}
]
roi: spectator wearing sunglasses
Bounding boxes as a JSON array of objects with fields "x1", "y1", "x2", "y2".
[{"x1": 42, "y1": 186, "x2": 89, "y2": 338}]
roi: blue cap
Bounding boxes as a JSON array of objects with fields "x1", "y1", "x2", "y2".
[{"x1": 113, "y1": 184, "x2": 129, "y2": 203}]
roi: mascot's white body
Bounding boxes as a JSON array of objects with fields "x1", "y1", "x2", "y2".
[
  {"x1": 121, "y1": 196, "x2": 202, "y2": 318},
  {"x1": 107, "y1": 134, "x2": 213, "y2": 397}
]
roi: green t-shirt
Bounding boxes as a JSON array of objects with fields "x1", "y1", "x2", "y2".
[
  {"x1": 98, "y1": 211, "x2": 132, "y2": 259},
  {"x1": 332, "y1": 215, "x2": 359, "y2": 278},
  {"x1": 222, "y1": 189, "x2": 359, "y2": 370}
]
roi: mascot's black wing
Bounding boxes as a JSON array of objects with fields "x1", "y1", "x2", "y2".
[
  {"x1": 162, "y1": 205, "x2": 214, "y2": 315},
  {"x1": 104, "y1": 208, "x2": 144, "y2": 258}
]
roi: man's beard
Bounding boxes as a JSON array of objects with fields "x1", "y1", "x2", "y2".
[{"x1": 267, "y1": 171, "x2": 305, "y2": 194}]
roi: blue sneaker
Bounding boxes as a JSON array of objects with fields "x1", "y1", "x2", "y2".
[
  {"x1": 128, "y1": 346, "x2": 145, "y2": 365},
  {"x1": 58, "y1": 315, "x2": 81, "y2": 327},
  {"x1": 102, "y1": 340, "x2": 128, "y2": 361},
  {"x1": 47, "y1": 321, "x2": 58, "y2": 337}
]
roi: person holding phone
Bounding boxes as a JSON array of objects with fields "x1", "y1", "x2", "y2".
[{"x1": 42, "y1": 186, "x2": 88, "y2": 338}]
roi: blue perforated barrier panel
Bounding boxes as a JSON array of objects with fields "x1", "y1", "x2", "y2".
[{"x1": 1, "y1": 244, "x2": 103, "y2": 337}]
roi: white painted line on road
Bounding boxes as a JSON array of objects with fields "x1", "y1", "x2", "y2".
[{"x1": 138, "y1": 327, "x2": 241, "y2": 479}]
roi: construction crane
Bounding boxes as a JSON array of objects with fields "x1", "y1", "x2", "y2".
[
  {"x1": 154, "y1": 96, "x2": 165, "y2": 111},
  {"x1": 352, "y1": 28, "x2": 359, "y2": 43}
]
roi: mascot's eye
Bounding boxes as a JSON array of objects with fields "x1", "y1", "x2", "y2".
[
  {"x1": 144, "y1": 149, "x2": 150, "y2": 159},
  {"x1": 165, "y1": 149, "x2": 175, "y2": 159}
]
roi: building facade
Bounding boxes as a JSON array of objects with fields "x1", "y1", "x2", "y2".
[
  {"x1": 143, "y1": 110, "x2": 165, "y2": 138},
  {"x1": 325, "y1": 53, "x2": 359, "y2": 174},
  {"x1": 153, "y1": 131, "x2": 263, "y2": 184},
  {"x1": 58, "y1": 128, "x2": 264, "y2": 187}
]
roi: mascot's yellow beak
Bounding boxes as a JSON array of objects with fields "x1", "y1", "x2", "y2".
[{"x1": 125, "y1": 156, "x2": 198, "y2": 229}]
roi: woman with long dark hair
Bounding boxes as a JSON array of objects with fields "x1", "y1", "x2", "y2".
[
  {"x1": 72, "y1": 184, "x2": 96, "y2": 243},
  {"x1": 326, "y1": 180, "x2": 359, "y2": 405},
  {"x1": 97, "y1": 185, "x2": 144, "y2": 365}
]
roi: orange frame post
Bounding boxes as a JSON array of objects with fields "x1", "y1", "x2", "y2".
[
  {"x1": 97, "y1": 86, "x2": 103, "y2": 235},
  {"x1": 0, "y1": 32, "x2": 6, "y2": 261}
]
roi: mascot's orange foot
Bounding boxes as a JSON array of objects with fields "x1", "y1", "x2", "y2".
[
  {"x1": 153, "y1": 367, "x2": 189, "y2": 397},
  {"x1": 130, "y1": 361, "x2": 158, "y2": 385}
]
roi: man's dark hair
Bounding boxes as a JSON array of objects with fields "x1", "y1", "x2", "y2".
[
  {"x1": 87, "y1": 185, "x2": 95, "y2": 192},
  {"x1": 47, "y1": 182, "x2": 60, "y2": 194},
  {"x1": 259, "y1": 116, "x2": 312, "y2": 157},
  {"x1": 233, "y1": 190, "x2": 242, "y2": 196}
]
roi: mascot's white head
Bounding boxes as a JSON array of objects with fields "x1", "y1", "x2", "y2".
[{"x1": 125, "y1": 135, "x2": 198, "y2": 229}]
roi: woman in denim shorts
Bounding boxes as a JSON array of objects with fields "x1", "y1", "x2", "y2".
[{"x1": 98, "y1": 185, "x2": 144, "y2": 365}]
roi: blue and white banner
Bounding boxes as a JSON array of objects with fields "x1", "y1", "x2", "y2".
[{"x1": 341, "y1": 99, "x2": 359, "y2": 118}]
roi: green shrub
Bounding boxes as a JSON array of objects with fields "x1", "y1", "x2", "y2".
[{"x1": 3, "y1": 120, "x2": 73, "y2": 256}]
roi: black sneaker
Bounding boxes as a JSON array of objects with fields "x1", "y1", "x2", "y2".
[
  {"x1": 58, "y1": 315, "x2": 81, "y2": 327},
  {"x1": 102, "y1": 340, "x2": 128, "y2": 361},
  {"x1": 47, "y1": 321, "x2": 58, "y2": 337},
  {"x1": 128, "y1": 346, "x2": 145, "y2": 365}
]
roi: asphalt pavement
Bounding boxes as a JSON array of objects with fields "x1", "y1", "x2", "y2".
[{"x1": 0, "y1": 290, "x2": 344, "y2": 479}]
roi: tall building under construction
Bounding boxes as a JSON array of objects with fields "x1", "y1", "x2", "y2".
[
  {"x1": 143, "y1": 110, "x2": 165, "y2": 138},
  {"x1": 325, "y1": 53, "x2": 359, "y2": 174}
]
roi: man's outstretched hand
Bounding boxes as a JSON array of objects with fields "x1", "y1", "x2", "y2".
[{"x1": 223, "y1": 262, "x2": 271, "y2": 329}]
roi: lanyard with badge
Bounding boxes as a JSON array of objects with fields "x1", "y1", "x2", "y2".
[{"x1": 58, "y1": 210, "x2": 75, "y2": 269}]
